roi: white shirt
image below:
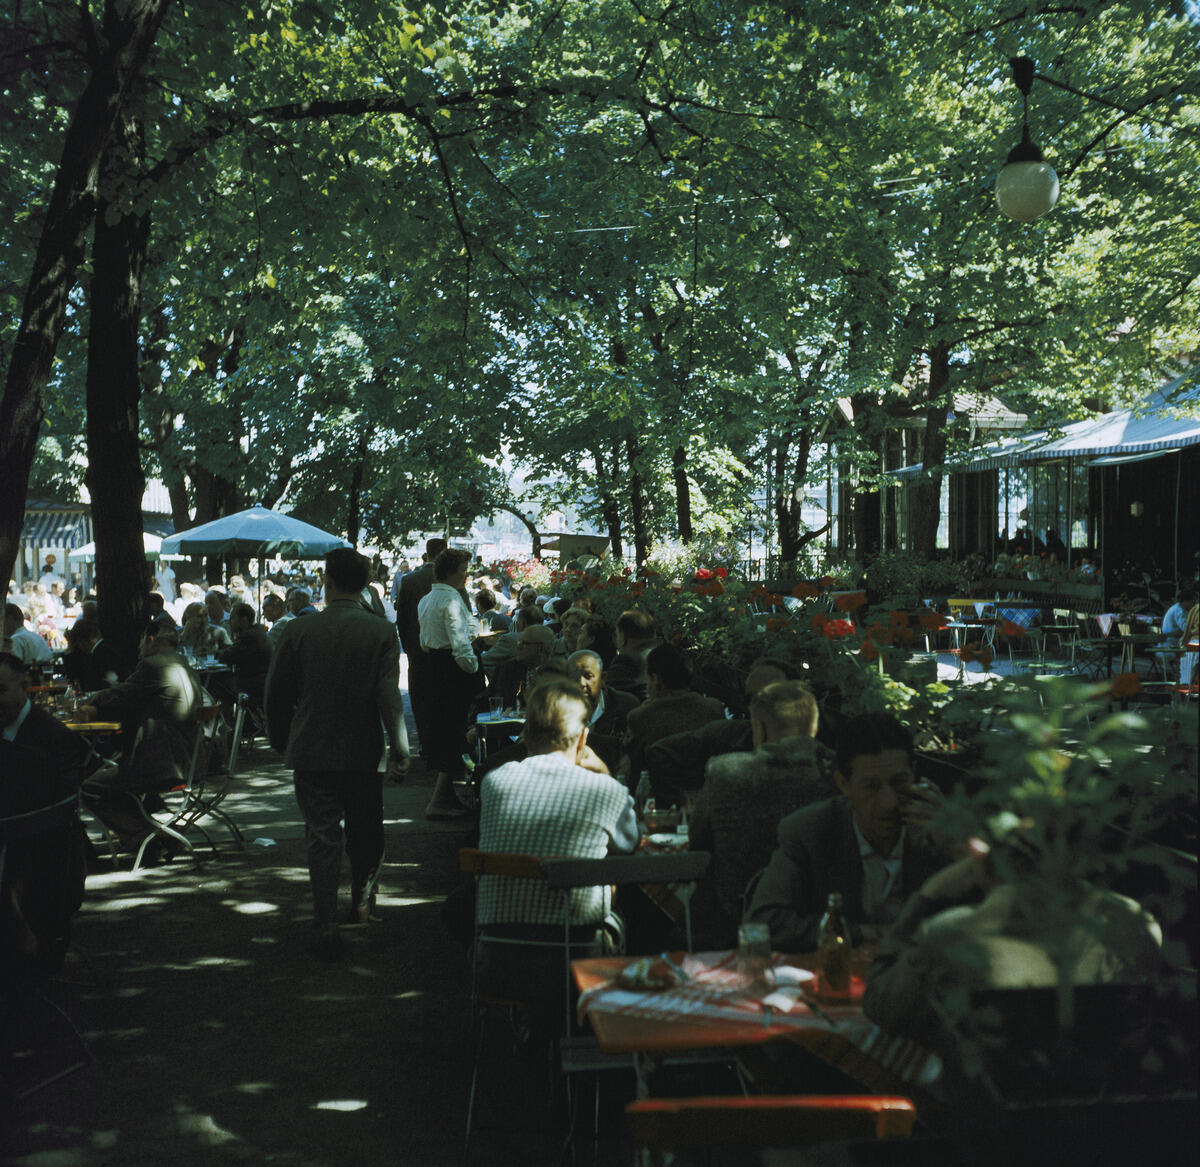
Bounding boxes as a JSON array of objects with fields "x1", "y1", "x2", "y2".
[
  {"x1": 2, "y1": 697, "x2": 32, "y2": 741},
  {"x1": 7, "y1": 625, "x2": 53, "y2": 664},
  {"x1": 852, "y1": 817, "x2": 906, "y2": 921},
  {"x1": 155, "y1": 563, "x2": 177, "y2": 604},
  {"x1": 418, "y1": 583, "x2": 478, "y2": 674}
]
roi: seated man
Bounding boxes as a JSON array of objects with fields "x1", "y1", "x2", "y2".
[
  {"x1": 59, "y1": 618, "x2": 124, "y2": 691},
  {"x1": 216, "y1": 601, "x2": 273, "y2": 709},
  {"x1": 645, "y1": 660, "x2": 787, "y2": 805},
  {"x1": 2, "y1": 602, "x2": 53, "y2": 666},
  {"x1": 1, "y1": 653, "x2": 92, "y2": 975},
  {"x1": 622, "y1": 643, "x2": 726, "y2": 779},
  {"x1": 474, "y1": 587, "x2": 512, "y2": 632},
  {"x1": 262, "y1": 591, "x2": 293, "y2": 647},
  {"x1": 605, "y1": 609, "x2": 659, "y2": 701},
  {"x1": 76, "y1": 624, "x2": 203, "y2": 854},
  {"x1": 569, "y1": 648, "x2": 638, "y2": 738},
  {"x1": 746, "y1": 711, "x2": 948, "y2": 951},
  {"x1": 689, "y1": 680, "x2": 837, "y2": 946},
  {"x1": 476, "y1": 679, "x2": 639, "y2": 1006}
]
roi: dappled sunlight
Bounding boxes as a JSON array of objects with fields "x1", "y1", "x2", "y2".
[
  {"x1": 225, "y1": 899, "x2": 281, "y2": 915},
  {"x1": 174, "y1": 1103, "x2": 241, "y2": 1146},
  {"x1": 234, "y1": 1081, "x2": 278, "y2": 1094},
  {"x1": 312, "y1": 1099, "x2": 368, "y2": 1112},
  {"x1": 392, "y1": 990, "x2": 424, "y2": 1001}
]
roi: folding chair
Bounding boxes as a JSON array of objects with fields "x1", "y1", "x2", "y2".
[
  {"x1": 626, "y1": 1094, "x2": 916, "y2": 1161},
  {"x1": 459, "y1": 848, "x2": 587, "y2": 1159},
  {"x1": 131, "y1": 700, "x2": 246, "y2": 869},
  {"x1": 542, "y1": 852, "x2": 713, "y2": 1146}
]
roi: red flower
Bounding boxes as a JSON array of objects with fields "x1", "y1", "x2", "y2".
[
  {"x1": 822, "y1": 619, "x2": 855, "y2": 640},
  {"x1": 810, "y1": 613, "x2": 830, "y2": 633},
  {"x1": 861, "y1": 639, "x2": 880, "y2": 661},
  {"x1": 833, "y1": 591, "x2": 866, "y2": 613},
  {"x1": 888, "y1": 610, "x2": 909, "y2": 627},
  {"x1": 766, "y1": 617, "x2": 785, "y2": 632},
  {"x1": 919, "y1": 611, "x2": 947, "y2": 630},
  {"x1": 715, "y1": 566, "x2": 728, "y2": 579},
  {"x1": 1001, "y1": 620, "x2": 1024, "y2": 639},
  {"x1": 819, "y1": 575, "x2": 835, "y2": 588},
  {"x1": 694, "y1": 567, "x2": 714, "y2": 581},
  {"x1": 792, "y1": 581, "x2": 819, "y2": 598}
]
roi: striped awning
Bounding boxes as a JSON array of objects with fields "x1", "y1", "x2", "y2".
[{"x1": 21, "y1": 502, "x2": 92, "y2": 549}]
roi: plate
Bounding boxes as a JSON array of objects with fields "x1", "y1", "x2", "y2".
[{"x1": 648, "y1": 832, "x2": 688, "y2": 847}]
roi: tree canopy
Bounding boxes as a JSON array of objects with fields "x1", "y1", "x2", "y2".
[{"x1": 2, "y1": 0, "x2": 1198, "y2": 657}]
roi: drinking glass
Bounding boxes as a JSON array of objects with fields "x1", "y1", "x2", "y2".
[{"x1": 737, "y1": 922, "x2": 771, "y2": 984}]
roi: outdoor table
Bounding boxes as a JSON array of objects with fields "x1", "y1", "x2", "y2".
[
  {"x1": 944, "y1": 621, "x2": 992, "y2": 679},
  {"x1": 994, "y1": 605, "x2": 1039, "y2": 629},
  {"x1": 1109, "y1": 632, "x2": 1162, "y2": 676},
  {"x1": 1096, "y1": 612, "x2": 1157, "y2": 638},
  {"x1": 473, "y1": 709, "x2": 524, "y2": 765},
  {"x1": 573, "y1": 950, "x2": 941, "y2": 1101}
]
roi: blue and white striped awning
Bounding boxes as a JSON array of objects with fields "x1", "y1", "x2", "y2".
[{"x1": 20, "y1": 502, "x2": 92, "y2": 549}]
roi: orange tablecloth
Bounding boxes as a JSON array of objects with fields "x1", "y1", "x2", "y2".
[{"x1": 574, "y1": 950, "x2": 940, "y2": 1091}]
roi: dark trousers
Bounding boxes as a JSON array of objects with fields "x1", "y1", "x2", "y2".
[
  {"x1": 293, "y1": 770, "x2": 384, "y2": 926},
  {"x1": 423, "y1": 649, "x2": 479, "y2": 778},
  {"x1": 405, "y1": 646, "x2": 435, "y2": 759}
]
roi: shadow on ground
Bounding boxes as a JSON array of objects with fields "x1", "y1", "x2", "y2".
[{"x1": 1, "y1": 758, "x2": 622, "y2": 1166}]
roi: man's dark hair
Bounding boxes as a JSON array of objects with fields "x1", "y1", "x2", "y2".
[
  {"x1": 1178, "y1": 588, "x2": 1196, "y2": 606},
  {"x1": 147, "y1": 592, "x2": 166, "y2": 614},
  {"x1": 616, "y1": 609, "x2": 655, "y2": 641},
  {"x1": 434, "y1": 548, "x2": 472, "y2": 582},
  {"x1": 425, "y1": 537, "x2": 448, "y2": 559},
  {"x1": 324, "y1": 548, "x2": 369, "y2": 593},
  {"x1": 4, "y1": 602, "x2": 24, "y2": 623},
  {"x1": 231, "y1": 602, "x2": 256, "y2": 624},
  {"x1": 549, "y1": 597, "x2": 571, "y2": 618},
  {"x1": 835, "y1": 712, "x2": 913, "y2": 778},
  {"x1": 149, "y1": 624, "x2": 180, "y2": 648},
  {"x1": 581, "y1": 617, "x2": 618, "y2": 667},
  {"x1": 523, "y1": 680, "x2": 590, "y2": 754},
  {"x1": 646, "y1": 643, "x2": 691, "y2": 691},
  {"x1": 514, "y1": 606, "x2": 544, "y2": 630},
  {"x1": 476, "y1": 588, "x2": 497, "y2": 612},
  {"x1": 69, "y1": 619, "x2": 101, "y2": 647},
  {"x1": 0, "y1": 651, "x2": 29, "y2": 676}
]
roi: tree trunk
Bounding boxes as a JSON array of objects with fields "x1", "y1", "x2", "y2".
[
  {"x1": 497, "y1": 505, "x2": 542, "y2": 559},
  {"x1": 590, "y1": 443, "x2": 623, "y2": 560},
  {"x1": 672, "y1": 444, "x2": 693, "y2": 544},
  {"x1": 84, "y1": 114, "x2": 153, "y2": 673},
  {"x1": 346, "y1": 426, "x2": 371, "y2": 548},
  {"x1": 626, "y1": 435, "x2": 649, "y2": 566},
  {"x1": 0, "y1": 0, "x2": 172, "y2": 591},
  {"x1": 911, "y1": 341, "x2": 951, "y2": 556}
]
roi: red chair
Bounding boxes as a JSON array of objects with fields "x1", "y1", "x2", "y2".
[{"x1": 627, "y1": 1094, "x2": 917, "y2": 1155}]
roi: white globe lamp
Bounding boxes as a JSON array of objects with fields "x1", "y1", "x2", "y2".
[{"x1": 996, "y1": 56, "x2": 1059, "y2": 223}]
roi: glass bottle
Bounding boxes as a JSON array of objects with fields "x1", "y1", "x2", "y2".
[{"x1": 816, "y1": 891, "x2": 851, "y2": 999}]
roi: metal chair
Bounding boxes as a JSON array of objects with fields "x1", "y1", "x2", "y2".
[
  {"x1": 131, "y1": 700, "x2": 246, "y2": 869},
  {"x1": 626, "y1": 1094, "x2": 916, "y2": 1160}
]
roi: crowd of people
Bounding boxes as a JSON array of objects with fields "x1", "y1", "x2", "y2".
[{"x1": 2, "y1": 540, "x2": 1183, "y2": 1122}]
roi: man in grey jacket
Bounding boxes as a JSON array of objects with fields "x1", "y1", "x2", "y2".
[{"x1": 265, "y1": 549, "x2": 410, "y2": 958}]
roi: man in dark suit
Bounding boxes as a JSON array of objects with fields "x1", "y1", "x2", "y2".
[
  {"x1": 2, "y1": 652, "x2": 91, "y2": 977},
  {"x1": 746, "y1": 712, "x2": 949, "y2": 952},
  {"x1": 604, "y1": 609, "x2": 660, "y2": 702},
  {"x1": 216, "y1": 601, "x2": 273, "y2": 709},
  {"x1": 265, "y1": 548, "x2": 410, "y2": 958},
  {"x1": 395, "y1": 537, "x2": 447, "y2": 762}
]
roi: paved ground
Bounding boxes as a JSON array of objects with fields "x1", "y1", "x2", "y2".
[{"x1": 1, "y1": 748, "x2": 638, "y2": 1167}]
